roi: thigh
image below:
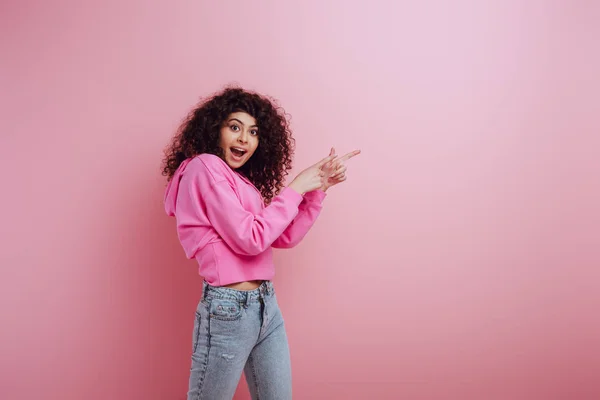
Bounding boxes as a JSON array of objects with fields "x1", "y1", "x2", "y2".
[
  {"x1": 244, "y1": 297, "x2": 292, "y2": 400},
  {"x1": 188, "y1": 298, "x2": 258, "y2": 400}
]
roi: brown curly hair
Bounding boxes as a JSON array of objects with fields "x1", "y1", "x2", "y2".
[{"x1": 162, "y1": 86, "x2": 295, "y2": 203}]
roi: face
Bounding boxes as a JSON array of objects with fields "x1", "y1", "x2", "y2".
[{"x1": 219, "y1": 112, "x2": 259, "y2": 169}]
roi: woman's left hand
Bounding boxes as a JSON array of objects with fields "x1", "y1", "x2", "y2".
[{"x1": 321, "y1": 147, "x2": 361, "y2": 191}]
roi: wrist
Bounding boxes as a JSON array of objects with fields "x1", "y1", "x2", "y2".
[{"x1": 288, "y1": 182, "x2": 305, "y2": 196}]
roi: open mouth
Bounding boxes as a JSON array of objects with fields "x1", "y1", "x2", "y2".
[{"x1": 230, "y1": 147, "x2": 247, "y2": 158}]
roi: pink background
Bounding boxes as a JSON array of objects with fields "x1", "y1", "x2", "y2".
[{"x1": 2, "y1": 1, "x2": 599, "y2": 399}]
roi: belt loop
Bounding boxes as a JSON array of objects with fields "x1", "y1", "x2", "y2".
[
  {"x1": 243, "y1": 291, "x2": 250, "y2": 308},
  {"x1": 202, "y1": 280, "x2": 208, "y2": 300},
  {"x1": 260, "y1": 282, "x2": 266, "y2": 298}
]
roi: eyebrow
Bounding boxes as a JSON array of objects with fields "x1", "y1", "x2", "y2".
[{"x1": 228, "y1": 118, "x2": 258, "y2": 128}]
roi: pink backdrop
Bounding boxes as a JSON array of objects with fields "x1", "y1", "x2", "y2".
[{"x1": 2, "y1": 1, "x2": 599, "y2": 399}]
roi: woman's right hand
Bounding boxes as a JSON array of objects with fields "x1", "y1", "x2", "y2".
[{"x1": 288, "y1": 154, "x2": 338, "y2": 195}]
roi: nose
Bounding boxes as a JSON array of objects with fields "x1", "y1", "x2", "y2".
[{"x1": 237, "y1": 130, "x2": 249, "y2": 143}]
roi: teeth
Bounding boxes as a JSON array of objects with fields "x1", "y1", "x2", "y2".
[{"x1": 232, "y1": 147, "x2": 246, "y2": 153}]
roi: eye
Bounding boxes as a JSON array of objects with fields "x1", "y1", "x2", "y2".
[
  {"x1": 230, "y1": 125, "x2": 240, "y2": 132},
  {"x1": 250, "y1": 129, "x2": 259, "y2": 136}
]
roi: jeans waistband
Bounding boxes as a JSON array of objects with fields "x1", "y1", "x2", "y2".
[{"x1": 202, "y1": 280, "x2": 275, "y2": 304}]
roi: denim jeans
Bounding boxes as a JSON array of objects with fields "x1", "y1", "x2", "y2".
[{"x1": 187, "y1": 280, "x2": 292, "y2": 400}]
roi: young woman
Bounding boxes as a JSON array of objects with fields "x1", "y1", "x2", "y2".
[{"x1": 162, "y1": 87, "x2": 359, "y2": 399}]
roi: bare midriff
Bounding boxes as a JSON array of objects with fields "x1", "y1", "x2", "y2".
[{"x1": 222, "y1": 280, "x2": 264, "y2": 291}]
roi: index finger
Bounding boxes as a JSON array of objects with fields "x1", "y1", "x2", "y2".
[{"x1": 339, "y1": 149, "x2": 361, "y2": 162}]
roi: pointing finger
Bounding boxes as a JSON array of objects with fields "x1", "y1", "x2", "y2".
[{"x1": 340, "y1": 149, "x2": 361, "y2": 162}]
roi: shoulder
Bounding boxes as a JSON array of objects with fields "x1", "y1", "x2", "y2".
[{"x1": 187, "y1": 153, "x2": 234, "y2": 185}]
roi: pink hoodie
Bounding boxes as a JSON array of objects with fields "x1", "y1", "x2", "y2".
[{"x1": 164, "y1": 153, "x2": 326, "y2": 286}]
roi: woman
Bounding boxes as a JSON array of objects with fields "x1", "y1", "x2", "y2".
[{"x1": 162, "y1": 87, "x2": 359, "y2": 399}]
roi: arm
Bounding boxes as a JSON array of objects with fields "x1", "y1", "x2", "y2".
[
  {"x1": 271, "y1": 190, "x2": 326, "y2": 248},
  {"x1": 199, "y1": 177, "x2": 304, "y2": 256}
]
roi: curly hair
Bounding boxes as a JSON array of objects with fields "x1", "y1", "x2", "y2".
[{"x1": 162, "y1": 86, "x2": 295, "y2": 203}]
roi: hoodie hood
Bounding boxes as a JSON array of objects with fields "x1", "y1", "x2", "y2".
[{"x1": 164, "y1": 158, "x2": 193, "y2": 217}]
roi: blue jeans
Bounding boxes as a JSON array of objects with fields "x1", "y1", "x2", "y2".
[{"x1": 187, "y1": 280, "x2": 292, "y2": 400}]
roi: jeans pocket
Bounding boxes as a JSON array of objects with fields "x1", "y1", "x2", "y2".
[{"x1": 209, "y1": 298, "x2": 243, "y2": 321}]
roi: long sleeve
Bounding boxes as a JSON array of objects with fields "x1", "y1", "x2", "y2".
[
  {"x1": 271, "y1": 189, "x2": 326, "y2": 249},
  {"x1": 199, "y1": 177, "x2": 304, "y2": 256}
]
